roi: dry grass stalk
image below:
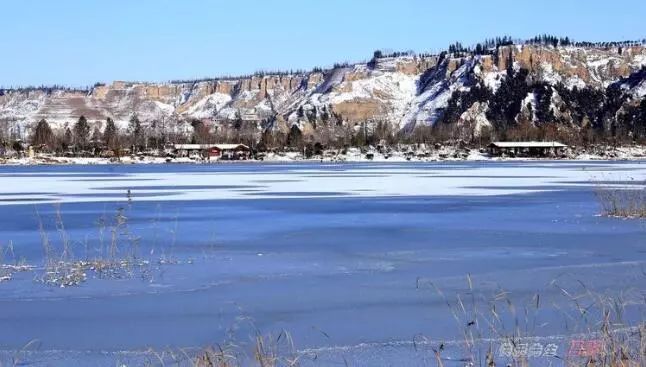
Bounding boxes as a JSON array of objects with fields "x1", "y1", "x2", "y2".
[
  {"x1": 32, "y1": 204, "x2": 157, "y2": 287},
  {"x1": 0, "y1": 241, "x2": 32, "y2": 282},
  {"x1": 593, "y1": 178, "x2": 646, "y2": 218},
  {"x1": 416, "y1": 274, "x2": 645, "y2": 367}
]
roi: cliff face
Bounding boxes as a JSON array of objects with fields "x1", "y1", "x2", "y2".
[
  {"x1": 495, "y1": 45, "x2": 644, "y2": 86},
  {"x1": 1, "y1": 44, "x2": 645, "y2": 136}
]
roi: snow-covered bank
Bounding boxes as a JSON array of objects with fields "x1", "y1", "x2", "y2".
[{"x1": 2, "y1": 145, "x2": 646, "y2": 165}]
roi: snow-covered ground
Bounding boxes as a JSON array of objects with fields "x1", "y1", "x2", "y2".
[{"x1": 2, "y1": 145, "x2": 646, "y2": 167}]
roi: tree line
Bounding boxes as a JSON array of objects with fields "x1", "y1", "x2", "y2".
[
  {"x1": 432, "y1": 63, "x2": 646, "y2": 146},
  {"x1": 12, "y1": 113, "x2": 266, "y2": 156},
  {"x1": 26, "y1": 115, "x2": 145, "y2": 155}
]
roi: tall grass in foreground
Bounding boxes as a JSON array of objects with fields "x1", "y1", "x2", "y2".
[
  {"x1": 33, "y1": 203, "x2": 162, "y2": 287},
  {"x1": 192, "y1": 332, "x2": 301, "y2": 367},
  {"x1": 594, "y1": 178, "x2": 646, "y2": 218},
  {"x1": 1, "y1": 201, "x2": 204, "y2": 288},
  {"x1": 416, "y1": 276, "x2": 645, "y2": 367},
  {"x1": 0, "y1": 241, "x2": 32, "y2": 282},
  {"x1": 137, "y1": 275, "x2": 644, "y2": 367}
]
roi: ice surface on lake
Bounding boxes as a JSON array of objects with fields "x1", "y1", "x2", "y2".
[
  {"x1": 0, "y1": 161, "x2": 644, "y2": 366},
  {"x1": 1, "y1": 161, "x2": 644, "y2": 205}
]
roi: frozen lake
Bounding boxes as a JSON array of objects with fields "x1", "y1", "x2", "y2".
[{"x1": 0, "y1": 161, "x2": 644, "y2": 366}]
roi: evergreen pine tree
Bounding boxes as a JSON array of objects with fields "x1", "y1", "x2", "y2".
[
  {"x1": 63, "y1": 128, "x2": 73, "y2": 149},
  {"x1": 287, "y1": 125, "x2": 303, "y2": 148},
  {"x1": 91, "y1": 127, "x2": 102, "y2": 143},
  {"x1": 128, "y1": 114, "x2": 142, "y2": 150},
  {"x1": 103, "y1": 117, "x2": 118, "y2": 150},
  {"x1": 73, "y1": 115, "x2": 90, "y2": 149},
  {"x1": 535, "y1": 84, "x2": 555, "y2": 123}
]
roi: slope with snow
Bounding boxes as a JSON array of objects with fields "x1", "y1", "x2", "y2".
[{"x1": 1, "y1": 44, "x2": 645, "y2": 137}]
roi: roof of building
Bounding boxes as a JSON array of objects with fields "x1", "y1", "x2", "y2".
[
  {"x1": 173, "y1": 144, "x2": 250, "y2": 150},
  {"x1": 214, "y1": 144, "x2": 250, "y2": 150},
  {"x1": 173, "y1": 144, "x2": 212, "y2": 150},
  {"x1": 489, "y1": 141, "x2": 567, "y2": 148}
]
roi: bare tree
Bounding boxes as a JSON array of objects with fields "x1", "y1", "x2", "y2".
[{"x1": 191, "y1": 120, "x2": 212, "y2": 144}]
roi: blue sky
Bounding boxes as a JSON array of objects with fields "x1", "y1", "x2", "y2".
[{"x1": 2, "y1": 0, "x2": 645, "y2": 87}]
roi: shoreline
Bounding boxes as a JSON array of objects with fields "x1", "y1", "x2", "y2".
[
  {"x1": 2, "y1": 144, "x2": 646, "y2": 166},
  {"x1": 2, "y1": 156, "x2": 646, "y2": 166},
  {"x1": 2, "y1": 151, "x2": 646, "y2": 166}
]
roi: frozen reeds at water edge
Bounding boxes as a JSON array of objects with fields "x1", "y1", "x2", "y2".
[
  {"x1": 594, "y1": 178, "x2": 646, "y2": 218},
  {"x1": 0, "y1": 242, "x2": 33, "y2": 283},
  {"x1": 137, "y1": 275, "x2": 645, "y2": 367},
  {"x1": 0, "y1": 202, "x2": 190, "y2": 288}
]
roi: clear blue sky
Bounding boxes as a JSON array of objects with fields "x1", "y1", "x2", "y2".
[{"x1": 2, "y1": 0, "x2": 645, "y2": 87}]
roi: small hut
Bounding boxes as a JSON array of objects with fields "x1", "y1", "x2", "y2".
[
  {"x1": 487, "y1": 141, "x2": 567, "y2": 158},
  {"x1": 173, "y1": 144, "x2": 251, "y2": 160}
]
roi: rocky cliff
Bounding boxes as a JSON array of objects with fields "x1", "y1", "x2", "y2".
[{"x1": 1, "y1": 43, "x2": 645, "y2": 138}]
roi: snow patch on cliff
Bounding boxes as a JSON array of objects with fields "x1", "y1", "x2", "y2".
[
  {"x1": 185, "y1": 93, "x2": 232, "y2": 119},
  {"x1": 459, "y1": 101, "x2": 491, "y2": 136},
  {"x1": 520, "y1": 92, "x2": 537, "y2": 121},
  {"x1": 633, "y1": 79, "x2": 646, "y2": 98},
  {"x1": 0, "y1": 94, "x2": 45, "y2": 121},
  {"x1": 401, "y1": 60, "x2": 474, "y2": 130},
  {"x1": 564, "y1": 76, "x2": 587, "y2": 89},
  {"x1": 478, "y1": 69, "x2": 506, "y2": 92},
  {"x1": 538, "y1": 63, "x2": 563, "y2": 85}
]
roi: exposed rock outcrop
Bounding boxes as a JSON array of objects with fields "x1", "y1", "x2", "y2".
[{"x1": 1, "y1": 44, "x2": 645, "y2": 138}]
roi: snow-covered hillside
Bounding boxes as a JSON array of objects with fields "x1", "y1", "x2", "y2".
[{"x1": 1, "y1": 44, "x2": 645, "y2": 137}]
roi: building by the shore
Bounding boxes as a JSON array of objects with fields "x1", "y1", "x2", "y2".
[
  {"x1": 487, "y1": 141, "x2": 567, "y2": 157},
  {"x1": 172, "y1": 144, "x2": 251, "y2": 160}
]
